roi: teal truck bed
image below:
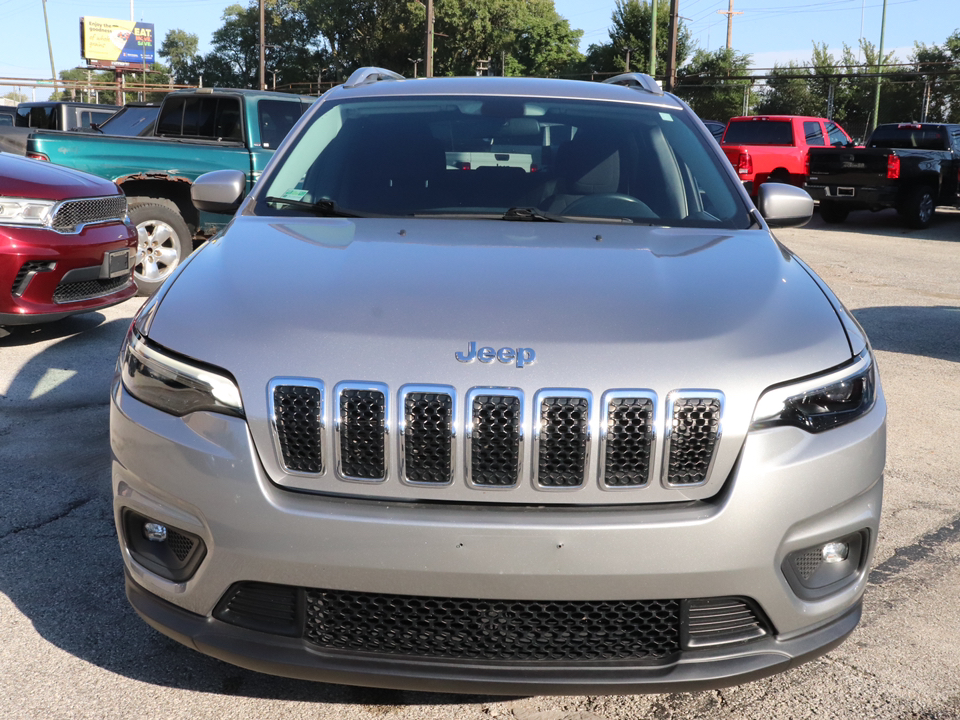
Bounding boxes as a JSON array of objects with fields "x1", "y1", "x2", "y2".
[{"x1": 26, "y1": 88, "x2": 315, "y2": 294}]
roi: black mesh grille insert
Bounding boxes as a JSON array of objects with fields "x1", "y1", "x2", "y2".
[
  {"x1": 666, "y1": 397, "x2": 721, "y2": 485},
  {"x1": 339, "y1": 389, "x2": 386, "y2": 479},
  {"x1": 304, "y1": 588, "x2": 681, "y2": 662},
  {"x1": 537, "y1": 396, "x2": 588, "y2": 488},
  {"x1": 51, "y1": 195, "x2": 127, "y2": 232},
  {"x1": 273, "y1": 385, "x2": 323, "y2": 474},
  {"x1": 166, "y1": 529, "x2": 196, "y2": 562},
  {"x1": 685, "y1": 597, "x2": 767, "y2": 647},
  {"x1": 52, "y1": 276, "x2": 130, "y2": 304},
  {"x1": 470, "y1": 394, "x2": 521, "y2": 487},
  {"x1": 403, "y1": 392, "x2": 453, "y2": 483},
  {"x1": 793, "y1": 550, "x2": 823, "y2": 580},
  {"x1": 604, "y1": 397, "x2": 654, "y2": 487}
]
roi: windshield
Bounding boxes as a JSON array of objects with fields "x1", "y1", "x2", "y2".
[{"x1": 256, "y1": 94, "x2": 751, "y2": 229}]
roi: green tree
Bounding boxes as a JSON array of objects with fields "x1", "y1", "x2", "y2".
[
  {"x1": 584, "y1": 0, "x2": 692, "y2": 78},
  {"x1": 3, "y1": 91, "x2": 27, "y2": 103},
  {"x1": 675, "y1": 47, "x2": 752, "y2": 121},
  {"x1": 159, "y1": 29, "x2": 200, "y2": 84},
  {"x1": 51, "y1": 65, "x2": 171, "y2": 104}
]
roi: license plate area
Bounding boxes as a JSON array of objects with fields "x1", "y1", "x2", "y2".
[
  {"x1": 102, "y1": 248, "x2": 131, "y2": 279},
  {"x1": 837, "y1": 187, "x2": 856, "y2": 197}
]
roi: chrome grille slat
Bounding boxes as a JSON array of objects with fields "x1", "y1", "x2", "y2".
[
  {"x1": 467, "y1": 390, "x2": 523, "y2": 488},
  {"x1": 663, "y1": 392, "x2": 723, "y2": 487},
  {"x1": 401, "y1": 387, "x2": 454, "y2": 485}
]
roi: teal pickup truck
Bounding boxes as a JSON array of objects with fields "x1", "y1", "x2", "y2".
[{"x1": 26, "y1": 88, "x2": 315, "y2": 294}]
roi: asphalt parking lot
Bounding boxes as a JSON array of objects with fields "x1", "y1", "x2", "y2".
[{"x1": 1, "y1": 207, "x2": 959, "y2": 720}]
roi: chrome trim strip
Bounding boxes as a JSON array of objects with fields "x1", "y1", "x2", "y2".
[
  {"x1": 267, "y1": 377, "x2": 325, "y2": 477},
  {"x1": 398, "y1": 384, "x2": 457, "y2": 487},
  {"x1": 334, "y1": 381, "x2": 390, "y2": 483},
  {"x1": 661, "y1": 390, "x2": 724, "y2": 489},
  {"x1": 598, "y1": 389, "x2": 657, "y2": 491},
  {"x1": 532, "y1": 388, "x2": 593, "y2": 491},
  {"x1": 465, "y1": 387, "x2": 524, "y2": 490}
]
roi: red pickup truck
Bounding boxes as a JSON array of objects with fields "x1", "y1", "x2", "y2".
[{"x1": 721, "y1": 115, "x2": 854, "y2": 196}]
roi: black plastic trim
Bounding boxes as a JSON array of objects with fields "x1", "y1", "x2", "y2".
[{"x1": 125, "y1": 570, "x2": 862, "y2": 695}]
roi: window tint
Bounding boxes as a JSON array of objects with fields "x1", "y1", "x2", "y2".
[
  {"x1": 722, "y1": 120, "x2": 793, "y2": 145},
  {"x1": 803, "y1": 121, "x2": 825, "y2": 146},
  {"x1": 16, "y1": 105, "x2": 56, "y2": 129},
  {"x1": 260, "y1": 96, "x2": 751, "y2": 230},
  {"x1": 157, "y1": 97, "x2": 242, "y2": 140},
  {"x1": 825, "y1": 122, "x2": 849, "y2": 146},
  {"x1": 0, "y1": 113, "x2": 12, "y2": 127},
  {"x1": 157, "y1": 97, "x2": 185, "y2": 135},
  {"x1": 99, "y1": 106, "x2": 159, "y2": 136},
  {"x1": 258, "y1": 99, "x2": 304, "y2": 148},
  {"x1": 868, "y1": 126, "x2": 949, "y2": 151}
]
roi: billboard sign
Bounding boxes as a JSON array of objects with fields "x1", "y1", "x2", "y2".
[{"x1": 80, "y1": 17, "x2": 155, "y2": 68}]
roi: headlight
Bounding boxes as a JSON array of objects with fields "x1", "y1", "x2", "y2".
[
  {"x1": 752, "y1": 350, "x2": 877, "y2": 433},
  {"x1": 120, "y1": 332, "x2": 244, "y2": 418},
  {"x1": 0, "y1": 198, "x2": 55, "y2": 227}
]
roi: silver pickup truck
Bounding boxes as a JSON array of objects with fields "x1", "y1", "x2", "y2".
[{"x1": 110, "y1": 69, "x2": 886, "y2": 695}]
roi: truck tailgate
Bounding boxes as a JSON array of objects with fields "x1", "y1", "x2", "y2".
[{"x1": 807, "y1": 147, "x2": 891, "y2": 186}]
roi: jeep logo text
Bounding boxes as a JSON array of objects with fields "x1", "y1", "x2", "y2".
[{"x1": 455, "y1": 341, "x2": 536, "y2": 368}]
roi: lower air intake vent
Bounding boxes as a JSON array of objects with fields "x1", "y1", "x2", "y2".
[
  {"x1": 52, "y1": 276, "x2": 129, "y2": 304},
  {"x1": 304, "y1": 589, "x2": 681, "y2": 662},
  {"x1": 684, "y1": 597, "x2": 768, "y2": 647},
  {"x1": 338, "y1": 386, "x2": 386, "y2": 480},
  {"x1": 536, "y1": 394, "x2": 589, "y2": 488},
  {"x1": 214, "y1": 582, "x2": 303, "y2": 637},
  {"x1": 665, "y1": 394, "x2": 722, "y2": 486}
]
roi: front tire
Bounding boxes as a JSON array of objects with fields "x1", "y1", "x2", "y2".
[
  {"x1": 898, "y1": 186, "x2": 935, "y2": 230},
  {"x1": 129, "y1": 197, "x2": 191, "y2": 296},
  {"x1": 819, "y1": 200, "x2": 849, "y2": 224}
]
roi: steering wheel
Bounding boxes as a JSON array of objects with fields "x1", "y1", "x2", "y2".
[{"x1": 562, "y1": 193, "x2": 656, "y2": 218}]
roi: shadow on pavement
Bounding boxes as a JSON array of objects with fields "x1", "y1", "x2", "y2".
[
  {"x1": 805, "y1": 206, "x2": 960, "y2": 242},
  {"x1": 0, "y1": 315, "x2": 508, "y2": 707},
  {"x1": 854, "y1": 305, "x2": 960, "y2": 364}
]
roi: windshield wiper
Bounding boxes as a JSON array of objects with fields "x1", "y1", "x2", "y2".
[
  {"x1": 264, "y1": 196, "x2": 363, "y2": 218},
  {"x1": 501, "y1": 207, "x2": 565, "y2": 222}
]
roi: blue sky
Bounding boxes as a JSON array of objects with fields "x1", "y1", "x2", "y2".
[{"x1": 0, "y1": 0, "x2": 955, "y2": 100}]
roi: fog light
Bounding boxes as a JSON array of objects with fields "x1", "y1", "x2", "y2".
[
  {"x1": 143, "y1": 522, "x2": 168, "y2": 542},
  {"x1": 822, "y1": 541, "x2": 849, "y2": 564}
]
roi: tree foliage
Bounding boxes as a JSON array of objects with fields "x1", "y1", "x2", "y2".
[
  {"x1": 675, "y1": 48, "x2": 752, "y2": 121},
  {"x1": 584, "y1": 0, "x2": 692, "y2": 77}
]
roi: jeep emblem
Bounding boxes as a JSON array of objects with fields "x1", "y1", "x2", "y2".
[{"x1": 455, "y1": 341, "x2": 536, "y2": 368}]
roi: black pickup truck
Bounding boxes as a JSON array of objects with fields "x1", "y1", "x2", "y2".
[{"x1": 806, "y1": 123, "x2": 960, "y2": 229}]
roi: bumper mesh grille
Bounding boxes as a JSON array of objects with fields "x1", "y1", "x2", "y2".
[
  {"x1": 403, "y1": 392, "x2": 453, "y2": 483},
  {"x1": 52, "y1": 276, "x2": 130, "y2": 304},
  {"x1": 339, "y1": 389, "x2": 386, "y2": 480},
  {"x1": 304, "y1": 588, "x2": 681, "y2": 662},
  {"x1": 51, "y1": 195, "x2": 127, "y2": 233},
  {"x1": 537, "y1": 396, "x2": 588, "y2": 488},
  {"x1": 273, "y1": 385, "x2": 323, "y2": 474},
  {"x1": 666, "y1": 397, "x2": 721, "y2": 485},
  {"x1": 470, "y1": 394, "x2": 521, "y2": 487},
  {"x1": 604, "y1": 397, "x2": 654, "y2": 487}
]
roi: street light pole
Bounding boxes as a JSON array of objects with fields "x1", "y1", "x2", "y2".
[
  {"x1": 870, "y1": 0, "x2": 888, "y2": 135},
  {"x1": 259, "y1": 0, "x2": 266, "y2": 90},
  {"x1": 41, "y1": 0, "x2": 57, "y2": 93},
  {"x1": 425, "y1": 0, "x2": 434, "y2": 78},
  {"x1": 648, "y1": 0, "x2": 657, "y2": 77}
]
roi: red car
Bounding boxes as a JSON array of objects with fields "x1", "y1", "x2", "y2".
[
  {"x1": 721, "y1": 115, "x2": 854, "y2": 196},
  {"x1": 1, "y1": 153, "x2": 137, "y2": 326}
]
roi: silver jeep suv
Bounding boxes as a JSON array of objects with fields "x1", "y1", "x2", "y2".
[{"x1": 111, "y1": 69, "x2": 885, "y2": 694}]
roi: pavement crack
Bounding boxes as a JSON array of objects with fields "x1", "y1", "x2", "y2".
[
  {"x1": 869, "y1": 513, "x2": 960, "y2": 586},
  {"x1": 0, "y1": 496, "x2": 97, "y2": 540}
]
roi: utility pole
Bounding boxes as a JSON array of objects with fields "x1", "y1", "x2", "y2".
[
  {"x1": 869, "y1": 0, "x2": 888, "y2": 135},
  {"x1": 718, "y1": 0, "x2": 742, "y2": 51},
  {"x1": 425, "y1": 0, "x2": 435, "y2": 78},
  {"x1": 259, "y1": 0, "x2": 266, "y2": 90},
  {"x1": 648, "y1": 0, "x2": 658, "y2": 77},
  {"x1": 665, "y1": 0, "x2": 679, "y2": 91},
  {"x1": 41, "y1": 0, "x2": 57, "y2": 93},
  {"x1": 625, "y1": 48, "x2": 631, "y2": 72}
]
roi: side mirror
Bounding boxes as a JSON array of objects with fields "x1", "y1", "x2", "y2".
[
  {"x1": 191, "y1": 169, "x2": 247, "y2": 214},
  {"x1": 757, "y1": 183, "x2": 814, "y2": 228}
]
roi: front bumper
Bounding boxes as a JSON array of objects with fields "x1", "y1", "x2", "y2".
[{"x1": 111, "y1": 381, "x2": 885, "y2": 693}]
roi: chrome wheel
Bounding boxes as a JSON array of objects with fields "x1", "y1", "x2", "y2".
[{"x1": 135, "y1": 219, "x2": 181, "y2": 285}]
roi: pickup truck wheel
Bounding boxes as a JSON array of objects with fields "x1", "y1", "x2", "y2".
[
  {"x1": 129, "y1": 197, "x2": 190, "y2": 296},
  {"x1": 899, "y1": 187, "x2": 935, "y2": 230},
  {"x1": 819, "y1": 201, "x2": 849, "y2": 224}
]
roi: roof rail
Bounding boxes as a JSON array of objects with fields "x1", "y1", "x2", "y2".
[
  {"x1": 602, "y1": 73, "x2": 664, "y2": 96},
  {"x1": 343, "y1": 67, "x2": 405, "y2": 89}
]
